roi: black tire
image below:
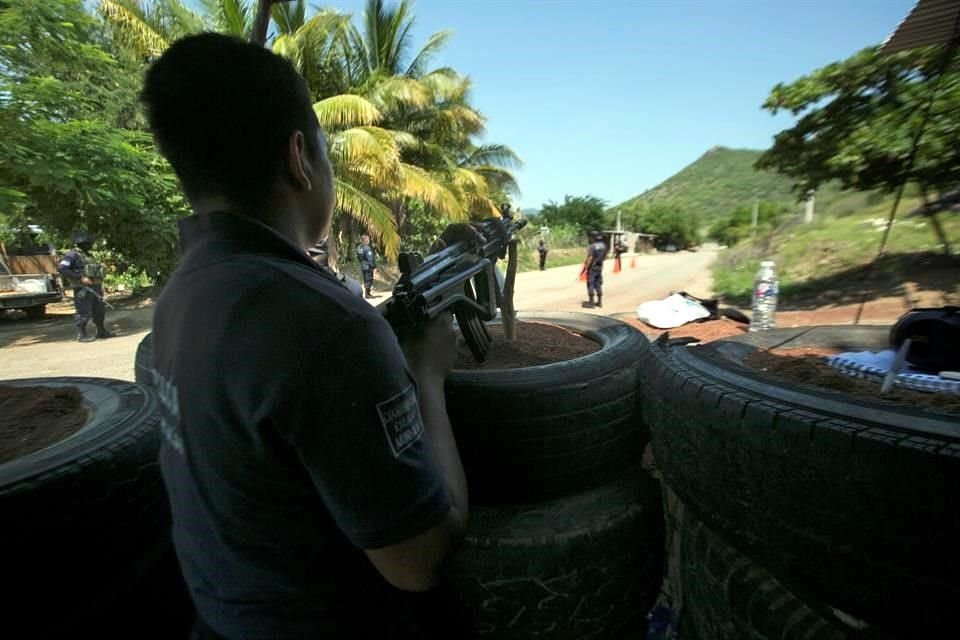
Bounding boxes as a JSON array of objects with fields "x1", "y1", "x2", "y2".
[
  {"x1": 446, "y1": 312, "x2": 649, "y2": 503},
  {"x1": 24, "y1": 304, "x2": 46, "y2": 320},
  {"x1": 0, "y1": 377, "x2": 181, "y2": 637},
  {"x1": 640, "y1": 326, "x2": 960, "y2": 638},
  {"x1": 447, "y1": 466, "x2": 664, "y2": 639},
  {"x1": 676, "y1": 505, "x2": 890, "y2": 640},
  {"x1": 136, "y1": 330, "x2": 154, "y2": 384}
]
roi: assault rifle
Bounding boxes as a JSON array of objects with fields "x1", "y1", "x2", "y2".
[{"x1": 384, "y1": 208, "x2": 527, "y2": 362}]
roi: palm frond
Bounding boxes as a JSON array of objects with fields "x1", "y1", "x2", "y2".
[
  {"x1": 216, "y1": 0, "x2": 251, "y2": 37},
  {"x1": 459, "y1": 143, "x2": 523, "y2": 170},
  {"x1": 314, "y1": 95, "x2": 382, "y2": 130},
  {"x1": 419, "y1": 67, "x2": 466, "y2": 101},
  {"x1": 334, "y1": 178, "x2": 399, "y2": 258},
  {"x1": 162, "y1": 0, "x2": 207, "y2": 35},
  {"x1": 271, "y1": 0, "x2": 306, "y2": 35},
  {"x1": 367, "y1": 76, "x2": 433, "y2": 112},
  {"x1": 98, "y1": 0, "x2": 169, "y2": 57},
  {"x1": 400, "y1": 165, "x2": 466, "y2": 221},
  {"x1": 404, "y1": 30, "x2": 451, "y2": 77},
  {"x1": 471, "y1": 165, "x2": 521, "y2": 195}
]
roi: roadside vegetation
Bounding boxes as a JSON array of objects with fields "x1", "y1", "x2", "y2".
[{"x1": 0, "y1": 0, "x2": 520, "y2": 285}]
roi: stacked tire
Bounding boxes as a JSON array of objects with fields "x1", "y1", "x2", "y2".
[
  {"x1": 0, "y1": 377, "x2": 192, "y2": 639},
  {"x1": 640, "y1": 326, "x2": 960, "y2": 638},
  {"x1": 443, "y1": 312, "x2": 664, "y2": 639}
]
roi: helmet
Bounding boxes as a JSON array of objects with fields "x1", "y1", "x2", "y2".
[
  {"x1": 591, "y1": 231, "x2": 604, "y2": 242},
  {"x1": 73, "y1": 231, "x2": 94, "y2": 248}
]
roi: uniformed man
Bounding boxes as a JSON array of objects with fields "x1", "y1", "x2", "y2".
[
  {"x1": 583, "y1": 231, "x2": 608, "y2": 308},
  {"x1": 141, "y1": 32, "x2": 468, "y2": 639},
  {"x1": 537, "y1": 239, "x2": 548, "y2": 271},
  {"x1": 356, "y1": 233, "x2": 376, "y2": 298},
  {"x1": 57, "y1": 231, "x2": 112, "y2": 342}
]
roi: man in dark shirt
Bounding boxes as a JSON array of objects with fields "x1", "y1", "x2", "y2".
[
  {"x1": 583, "y1": 231, "x2": 607, "y2": 308},
  {"x1": 356, "y1": 233, "x2": 376, "y2": 298},
  {"x1": 537, "y1": 239, "x2": 548, "y2": 271},
  {"x1": 57, "y1": 231, "x2": 112, "y2": 342},
  {"x1": 140, "y1": 33, "x2": 468, "y2": 639}
]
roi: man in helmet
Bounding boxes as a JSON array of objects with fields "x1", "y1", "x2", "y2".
[
  {"x1": 582, "y1": 231, "x2": 608, "y2": 308},
  {"x1": 58, "y1": 231, "x2": 112, "y2": 342}
]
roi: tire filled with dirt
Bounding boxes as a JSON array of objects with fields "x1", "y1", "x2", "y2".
[
  {"x1": 0, "y1": 377, "x2": 191, "y2": 638},
  {"x1": 640, "y1": 325, "x2": 960, "y2": 638},
  {"x1": 442, "y1": 313, "x2": 663, "y2": 638},
  {"x1": 446, "y1": 311, "x2": 650, "y2": 504},
  {"x1": 448, "y1": 465, "x2": 663, "y2": 639}
]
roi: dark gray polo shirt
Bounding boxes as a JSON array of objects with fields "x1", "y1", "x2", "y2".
[{"x1": 152, "y1": 212, "x2": 450, "y2": 639}]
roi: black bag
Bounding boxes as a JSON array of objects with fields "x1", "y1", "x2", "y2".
[{"x1": 889, "y1": 306, "x2": 960, "y2": 372}]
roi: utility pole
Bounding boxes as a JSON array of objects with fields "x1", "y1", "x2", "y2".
[
  {"x1": 804, "y1": 189, "x2": 815, "y2": 223},
  {"x1": 751, "y1": 199, "x2": 759, "y2": 238}
]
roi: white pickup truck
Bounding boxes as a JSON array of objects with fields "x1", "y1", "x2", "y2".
[{"x1": 0, "y1": 256, "x2": 63, "y2": 319}]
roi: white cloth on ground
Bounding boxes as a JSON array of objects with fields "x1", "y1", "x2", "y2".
[{"x1": 636, "y1": 293, "x2": 711, "y2": 329}]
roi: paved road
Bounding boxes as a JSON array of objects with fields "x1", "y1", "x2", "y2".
[
  {"x1": 514, "y1": 246, "x2": 718, "y2": 316},
  {"x1": 0, "y1": 246, "x2": 718, "y2": 382}
]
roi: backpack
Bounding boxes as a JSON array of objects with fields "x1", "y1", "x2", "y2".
[{"x1": 890, "y1": 306, "x2": 960, "y2": 372}]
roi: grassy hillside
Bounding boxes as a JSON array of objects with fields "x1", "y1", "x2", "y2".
[
  {"x1": 713, "y1": 195, "x2": 960, "y2": 309},
  {"x1": 612, "y1": 146, "x2": 845, "y2": 223}
]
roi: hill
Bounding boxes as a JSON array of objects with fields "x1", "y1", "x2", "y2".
[{"x1": 612, "y1": 146, "x2": 842, "y2": 223}]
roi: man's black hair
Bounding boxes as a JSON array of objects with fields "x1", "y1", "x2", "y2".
[{"x1": 141, "y1": 33, "x2": 319, "y2": 211}]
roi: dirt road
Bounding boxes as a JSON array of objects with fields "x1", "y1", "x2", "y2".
[{"x1": 0, "y1": 248, "x2": 718, "y2": 383}]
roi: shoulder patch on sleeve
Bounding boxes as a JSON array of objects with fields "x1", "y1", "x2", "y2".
[{"x1": 376, "y1": 384, "x2": 424, "y2": 457}]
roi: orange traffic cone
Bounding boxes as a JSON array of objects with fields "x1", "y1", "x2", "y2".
[
  {"x1": 613, "y1": 257, "x2": 621, "y2": 273},
  {"x1": 578, "y1": 260, "x2": 588, "y2": 281},
  {"x1": 630, "y1": 256, "x2": 637, "y2": 269}
]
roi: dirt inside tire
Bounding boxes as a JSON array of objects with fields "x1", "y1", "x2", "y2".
[
  {"x1": 0, "y1": 385, "x2": 87, "y2": 464},
  {"x1": 454, "y1": 321, "x2": 600, "y2": 369},
  {"x1": 744, "y1": 347, "x2": 960, "y2": 414}
]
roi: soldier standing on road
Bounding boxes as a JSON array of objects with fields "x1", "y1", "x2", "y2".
[
  {"x1": 356, "y1": 233, "x2": 376, "y2": 298},
  {"x1": 537, "y1": 239, "x2": 548, "y2": 271},
  {"x1": 582, "y1": 231, "x2": 607, "y2": 309},
  {"x1": 57, "y1": 231, "x2": 112, "y2": 342}
]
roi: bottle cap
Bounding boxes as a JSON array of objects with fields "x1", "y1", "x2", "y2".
[{"x1": 760, "y1": 260, "x2": 775, "y2": 267}]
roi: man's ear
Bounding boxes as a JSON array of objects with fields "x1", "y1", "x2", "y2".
[{"x1": 286, "y1": 130, "x2": 313, "y2": 192}]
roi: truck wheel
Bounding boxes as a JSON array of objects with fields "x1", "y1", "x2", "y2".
[
  {"x1": 24, "y1": 304, "x2": 45, "y2": 320},
  {"x1": 640, "y1": 326, "x2": 960, "y2": 638}
]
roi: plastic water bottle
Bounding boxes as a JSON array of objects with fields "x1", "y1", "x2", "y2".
[{"x1": 750, "y1": 260, "x2": 779, "y2": 332}]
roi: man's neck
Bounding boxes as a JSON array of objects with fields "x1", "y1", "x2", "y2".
[{"x1": 191, "y1": 195, "x2": 309, "y2": 252}]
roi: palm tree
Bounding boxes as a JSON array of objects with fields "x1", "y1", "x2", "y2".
[{"x1": 99, "y1": 0, "x2": 521, "y2": 259}]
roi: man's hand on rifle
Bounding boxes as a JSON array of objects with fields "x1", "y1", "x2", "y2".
[
  {"x1": 80, "y1": 276, "x2": 92, "y2": 286},
  {"x1": 429, "y1": 223, "x2": 486, "y2": 254}
]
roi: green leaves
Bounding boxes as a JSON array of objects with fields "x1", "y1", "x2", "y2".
[{"x1": 757, "y1": 45, "x2": 960, "y2": 196}]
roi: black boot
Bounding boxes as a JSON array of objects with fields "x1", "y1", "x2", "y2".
[
  {"x1": 365, "y1": 289, "x2": 372, "y2": 299},
  {"x1": 95, "y1": 325, "x2": 114, "y2": 339},
  {"x1": 596, "y1": 296, "x2": 602, "y2": 308},
  {"x1": 76, "y1": 323, "x2": 95, "y2": 343},
  {"x1": 582, "y1": 296, "x2": 595, "y2": 309}
]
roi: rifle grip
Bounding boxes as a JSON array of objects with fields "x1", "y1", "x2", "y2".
[{"x1": 455, "y1": 307, "x2": 491, "y2": 363}]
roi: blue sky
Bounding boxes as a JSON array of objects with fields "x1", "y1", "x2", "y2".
[
  {"x1": 323, "y1": 0, "x2": 916, "y2": 209},
  {"x1": 287, "y1": 1, "x2": 916, "y2": 208}
]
